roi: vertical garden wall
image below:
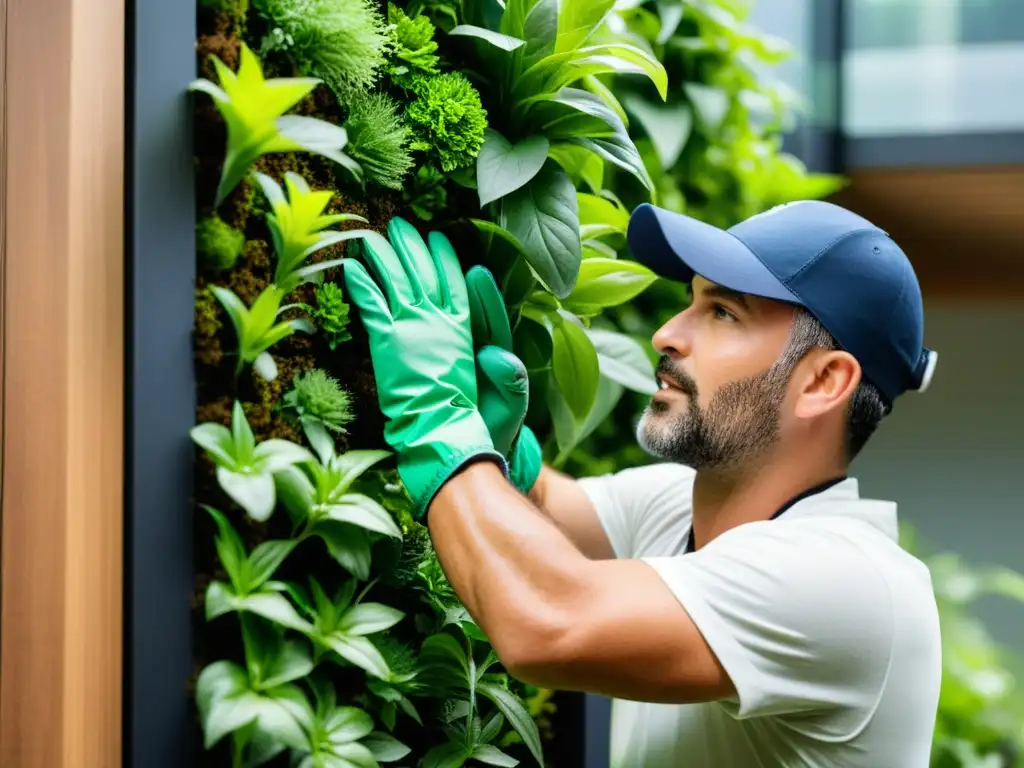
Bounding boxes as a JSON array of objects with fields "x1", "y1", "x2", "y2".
[
  {"x1": 176, "y1": 1, "x2": 839, "y2": 767},
  {"x1": 122, "y1": 0, "x2": 1024, "y2": 767}
]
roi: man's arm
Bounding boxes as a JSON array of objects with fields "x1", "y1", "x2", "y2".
[
  {"x1": 427, "y1": 459, "x2": 736, "y2": 705},
  {"x1": 527, "y1": 465, "x2": 616, "y2": 560}
]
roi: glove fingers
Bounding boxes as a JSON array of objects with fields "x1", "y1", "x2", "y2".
[
  {"x1": 467, "y1": 265, "x2": 513, "y2": 352},
  {"x1": 477, "y1": 345, "x2": 528, "y2": 456},
  {"x1": 388, "y1": 217, "x2": 441, "y2": 306},
  {"x1": 342, "y1": 258, "x2": 393, "y2": 329},
  {"x1": 428, "y1": 230, "x2": 468, "y2": 315},
  {"x1": 360, "y1": 229, "x2": 415, "y2": 310}
]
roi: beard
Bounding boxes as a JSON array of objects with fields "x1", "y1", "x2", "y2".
[{"x1": 636, "y1": 355, "x2": 792, "y2": 472}]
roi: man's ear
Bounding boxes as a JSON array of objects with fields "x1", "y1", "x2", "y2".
[{"x1": 793, "y1": 349, "x2": 861, "y2": 420}]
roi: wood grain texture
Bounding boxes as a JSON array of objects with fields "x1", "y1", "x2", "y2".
[{"x1": 0, "y1": 0, "x2": 124, "y2": 763}]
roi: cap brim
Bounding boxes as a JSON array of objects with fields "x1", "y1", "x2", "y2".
[{"x1": 627, "y1": 203, "x2": 800, "y2": 304}]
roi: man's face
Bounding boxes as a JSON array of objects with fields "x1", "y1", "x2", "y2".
[{"x1": 637, "y1": 275, "x2": 799, "y2": 472}]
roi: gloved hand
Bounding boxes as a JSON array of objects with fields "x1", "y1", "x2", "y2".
[
  {"x1": 466, "y1": 266, "x2": 543, "y2": 496},
  {"x1": 342, "y1": 218, "x2": 507, "y2": 519}
]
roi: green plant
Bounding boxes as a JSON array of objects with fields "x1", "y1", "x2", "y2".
[
  {"x1": 406, "y1": 72, "x2": 489, "y2": 173},
  {"x1": 191, "y1": 400, "x2": 315, "y2": 520},
  {"x1": 211, "y1": 283, "x2": 313, "y2": 381},
  {"x1": 254, "y1": 0, "x2": 390, "y2": 99},
  {"x1": 342, "y1": 93, "x2": 414, "y2": 191},
  {"x1": 403, "y1": 164, "x2": 448, "y2": 221},
  {"x1": 197, "y1": 214, "x2": 246, "y2": 271},
  {"x1": 253, "y1": 170, "x2": 371, "y2": 292},
  {"x1": 386, "y1": 2, "x2": 441, "y2": 87},
  {"x1": 302, "y1": 281, "x2": 353, "y2": 350},
  {"x1": 280, "y1": 368, "x2": 355, "y2": 451},
  {"x1": 190, "y1": 42, "x2": 362, "y2": 205}
]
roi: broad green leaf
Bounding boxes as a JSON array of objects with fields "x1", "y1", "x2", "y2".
[
  {"x1": 339, "y1": 603, "x2": 406, "y2": 636},
  {"x1": 274, "y1": 465, "x2": 316, "y2": 524},
  {"x1": 480, "y1": 710, "x2": 504, "y2": 743},
  {"x1": 577, "y1": 192, "x2": 628, "y2": 235},
  {"x1": 549, "y1": 367, "x2": 623, "y2": 460},
  {"x1": 476, "y1": 130, "x2": 550, "y2": 207},
  {"x1": 204, "y1": 505, "x2": 247, "y2": 592},
  {"x1": 259, "y1": 639, "x2": 315, "y2": 690},
  {"x1": 190, "y1": 422, "x2": 237, "y2": 468},
  {"x1": 422, "y1": 741, "x2": 470, "y2": 768},
  {"x1": 326, "y1": 633, "x2": 391, "y2": 679},
  {"x1": 195, "y1": 661, "x2": 258, "y2": 748},
  {"x1": 551, "y1": 312, "x2": 600, "y2": 420},
  {"x1": 498, "y1": 161, "x2": 581, "y2": 299},
  {"x1": 562, "y1": 258, "x2": 657, "y2": 316},
  {"x1": 328, "y1": 494, "x2": 403, "y2": 538},
  {"x1": 247, "y1": 540, "x2": 297, "y2": 589},
  {"x1": 205, "y1": 580, "x2": 237, "y2": 622},
  {"x1": 449, "y1": 24, "x2": 526, "y2": 51},
  {"x1": 421, "y1": 633, "x2": 471, "y2": 678},
  {"x1": 656, "y1": 0, "x2": 684, "y2": 44},
  {"x1": 317, "y1": 523, "x2": 373, "y2": 581},
  {"x1": 547, "y1": 143, "x2": 604, "y2": 193},
  {"x1": 362, "y1": 731, "x2": 411, "y2": 762},
  {"x1": 195, "y1": 661, "x2": 309, "y2": 752},
  {"x1": 569, "y1": 135, "x2": 652, "y2": 193},
  {"x1": 502, "y1": 0, "x2": 558, "y2": 73},
  {"x1": 237, "y1": 592, "x2": 314, "y2": 633},
  {"x1": 555, "y1": 0, "x2": 616, "y2": 53},
  {"x1": 333, "y1": 449, "x2": 393, "y2": 493},
  {"x1": 587, "y1": 328, "x2": 658, "y2": 395},
  {"x1": 472, "y1": 744, "x2": 520, "y2": 767},
  {"x1": 322, "y1": 741, "x2": 379, "y2": 768},
  {"x1": 684, "y1": 83, "x2": 730, "y2": 134},
  {"x1": 303, "y1": 419, "x2": 335, "y2": 467},
  {"x1": 323, "y1": 705, "x2": 375, "y2": 743},
  {"x1": 621, "y1": 95, "x2": 692, "y2": 170},
  {"x1": 478, "y1": 681, "x2": 543, "y2": 765},
  {"x1": 276, "y1": 115, "x2": 361, "y2": 183},
  {"x1": 217, "y1": 466, "x2": 276, "y2": 522}
]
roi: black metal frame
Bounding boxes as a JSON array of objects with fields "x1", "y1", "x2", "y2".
[{"x1": 123, "y1": 0, "x2": 197, "y2": 764}]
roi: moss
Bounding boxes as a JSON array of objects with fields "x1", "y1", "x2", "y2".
[
  {"x1": 197, "y1": 215, "x2": 245, "y2": 271},
  {"x1": 194, "y1": 285, "x2": 225, "y2": 368},
  {"x1": 227, "y1": 240, "x2": 272, "y2": 305}
]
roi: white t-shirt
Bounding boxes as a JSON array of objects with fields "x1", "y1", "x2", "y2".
[{"x1": 577, "y1": 463, "x2": 942, "y2": 768}]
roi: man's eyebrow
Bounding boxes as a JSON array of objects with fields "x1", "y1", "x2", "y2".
[{"x1": 703, "y1": 284, "x2": 750, "y2": 310}]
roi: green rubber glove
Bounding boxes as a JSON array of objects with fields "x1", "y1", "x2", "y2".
[
  {"x1": 342, "y1": 218, "x2": 507, "y2": 519},
  {"x1": 466, "y1": 266, "x2": 544, "y2": 495}
]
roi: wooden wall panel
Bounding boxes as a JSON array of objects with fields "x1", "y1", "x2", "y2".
[{"x1": 0, "y1": 0, "x2": 124, "y2": 764}]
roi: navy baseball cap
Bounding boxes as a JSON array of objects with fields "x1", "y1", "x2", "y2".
[{"x1": 627, "y1": 200, "x2": 937, "y2": 406}]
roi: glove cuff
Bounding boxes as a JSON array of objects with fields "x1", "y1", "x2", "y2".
[{"x1": 508, "y1": 425, "x2": 543, "y2": 495}]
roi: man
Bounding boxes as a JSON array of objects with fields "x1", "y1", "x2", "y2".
[{"x1": 342, "y1": 200, "x2": 943, "y2": 767}]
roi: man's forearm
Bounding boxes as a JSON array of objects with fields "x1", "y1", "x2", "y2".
[{"x1": 426, "y1": 458, "x2": 593, "y2": 668}]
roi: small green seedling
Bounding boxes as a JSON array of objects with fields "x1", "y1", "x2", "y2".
[
  {"x1": 252, "y1": 171, "x2": 372, "y2": 293},
  {"x1": 189, "y1": 42, "x2": 362, "y2": 206},
  {"x1": 190, "y1": 400, "x2": 315, "y2": 520},
  {"x1": 210, "y1": 283, "x2": 313, "y2": 382}
]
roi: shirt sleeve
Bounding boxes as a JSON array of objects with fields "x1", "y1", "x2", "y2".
[
  {"x1": 576, "y1": 463, "x2": 696, "y2": 559},
  {"x1": 644, "y1": 521, "x2": 894, "y2": 726}
]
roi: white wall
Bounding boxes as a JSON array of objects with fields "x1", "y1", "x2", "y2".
[{"x1": 851, "y1": 299, "x2": 1024, "y2": 644}]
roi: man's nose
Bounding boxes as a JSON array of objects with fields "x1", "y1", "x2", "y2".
[{"x1": 652, "y1": 311, "x2": 693, "y2": 358}]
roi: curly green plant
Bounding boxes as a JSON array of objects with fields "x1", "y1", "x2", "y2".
[
  {"x1": 189, "y1": 42, "x2": 361, "y2": 205},
  {"x1": 301, "y1": 281, "x2": 352, "y2": 350},
  {"x1": 254, "y1": 0, "x2": 390, "y2": 99},
  {"x1": 406, "y1": 72, "x2": 488, "y2": 173},
  {"x1": 252, "y1": 171, "x2": 372, "y2": 292},
  {"x1": 197, "y1": 214, "x2": 245, "y2": 271},
  {"x1": 280, "y1": 368, "x2": 355, "y2": 456},
  {"x1": 386, "y1": 3, "x2": 440, "y2": 86},
  {"x1": 342, "y1": 93, "x2": 414, "y2": 191}
]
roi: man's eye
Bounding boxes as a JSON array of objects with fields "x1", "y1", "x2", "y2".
[{"x1": 712, "y1": 304, "x2": 736, "y2": 321}]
